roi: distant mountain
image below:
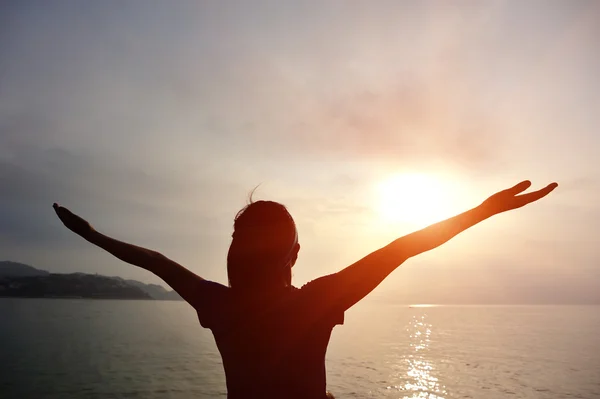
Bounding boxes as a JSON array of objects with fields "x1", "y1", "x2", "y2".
[
  {"x1": 0, "y1": 273, "x2": 152, "y2": 299},
  {"x1": 113, "y1": 278, "x2": 183, "y2": 301},
  {"x1": 0, "y1": 261, "x2": 50, "y2": 277},
  {"x1": 0, "y1": 261, "x2": 183, "y2": 300}
]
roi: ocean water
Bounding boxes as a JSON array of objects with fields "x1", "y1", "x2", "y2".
[{"x1": 0, "y1": 299, "x2": 599, "y2": 399}]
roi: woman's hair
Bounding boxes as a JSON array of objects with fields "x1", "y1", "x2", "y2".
[{"x1": 227, "y1": 197, "x2": 298, "y2": 292}]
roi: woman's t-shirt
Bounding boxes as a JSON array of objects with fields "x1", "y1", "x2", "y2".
[{"x1": 194, "y1": 275, "x2": 345, "y2": 399}]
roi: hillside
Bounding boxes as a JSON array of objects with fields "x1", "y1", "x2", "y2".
[
  {"x1": 0, "y1": 261, "x2": 182, "y2": 300},
  {"x1": 0, "y1": 261, "x2": 50, "y2": 277}
]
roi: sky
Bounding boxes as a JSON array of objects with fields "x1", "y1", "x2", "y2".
[{"x1": 1, "y1": 0, "x2": 599, "y2": 304}]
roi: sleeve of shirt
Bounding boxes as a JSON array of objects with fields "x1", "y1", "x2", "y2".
[
  {"x1": 298, "y1": 273, "x2": 346, "y2": 327},
  {"x1": 193, "y1": 280, "x2": 230, "y2": 329}
]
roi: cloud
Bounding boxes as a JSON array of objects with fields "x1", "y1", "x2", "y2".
[
  {"x1": 0, "y1": 1, "x2": 598, "y2": 298},
  {"x1": 0, "y1": 146, "x2": 245, "y2": 247}
]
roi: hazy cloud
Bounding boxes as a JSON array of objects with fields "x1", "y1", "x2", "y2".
[{"x1": 0, "y1": 1, "x2": 598, "y2": 302}]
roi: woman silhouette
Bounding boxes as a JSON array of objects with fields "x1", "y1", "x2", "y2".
[{"x1": 53, "y1": 180, "x2": 557, "y2": 399}]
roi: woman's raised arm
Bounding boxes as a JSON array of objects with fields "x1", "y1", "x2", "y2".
[
  {"x1": 308, "y1": 180, "x2": 558, "y2": 311},
  {"x1": 52, "y1": 203, "x2": 206, "y2": 308}
]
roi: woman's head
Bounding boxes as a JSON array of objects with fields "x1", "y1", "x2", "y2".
[{"x1": 227, "y1": 199, "x2": 300, "y2": 292}]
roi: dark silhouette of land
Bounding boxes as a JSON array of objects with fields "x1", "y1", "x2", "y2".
[{"x1": 0, "y1": 261, "x2": 183, "y2": 300}]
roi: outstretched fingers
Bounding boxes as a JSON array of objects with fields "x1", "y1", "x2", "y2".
[
  {"x1": 52, "y1": 203, "x2": 75, "y2": 225},
  {"x1": 505, "y1": 180, "x2": 532, "y2": 196},
  {"x1": 514, "y1": 182, "x2": 558, "y2": 206},
  {"x1": 53, "y1": 203, "x2": 66, "y2": 216}
]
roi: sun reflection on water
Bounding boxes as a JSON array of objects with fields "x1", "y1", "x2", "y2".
[{"x1": 387, "y1": 313, "x2": 447, "y2": 399}]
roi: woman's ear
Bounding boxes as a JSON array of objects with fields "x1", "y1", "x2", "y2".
[{"x1": 290, "y1": 243, "x2": 300, "y2": 267}]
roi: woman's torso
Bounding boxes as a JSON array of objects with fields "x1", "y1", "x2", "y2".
[{"x1": 195, "y1": 281, "x2": 344, "y2": 399}]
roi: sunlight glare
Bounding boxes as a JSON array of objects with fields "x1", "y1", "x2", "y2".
[{"x1": 376, "y1": 173, "x2": 459, "y2": 227}]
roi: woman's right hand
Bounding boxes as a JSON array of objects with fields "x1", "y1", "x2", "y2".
[
  {"x1": 480, "y1": 180, "x2": 558, "y2": 216},
  {"x1": 53, "y1": 203, "x2": 96, "y2": 239}
]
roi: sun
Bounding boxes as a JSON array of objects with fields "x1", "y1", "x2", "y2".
[{"x1": 375, "y1": 172, "x2": 457, "y2": 227}]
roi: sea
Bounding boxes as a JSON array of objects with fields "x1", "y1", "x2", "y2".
[{"x1": 1, "y1": 298, "x2": 599, "y2": 399}]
